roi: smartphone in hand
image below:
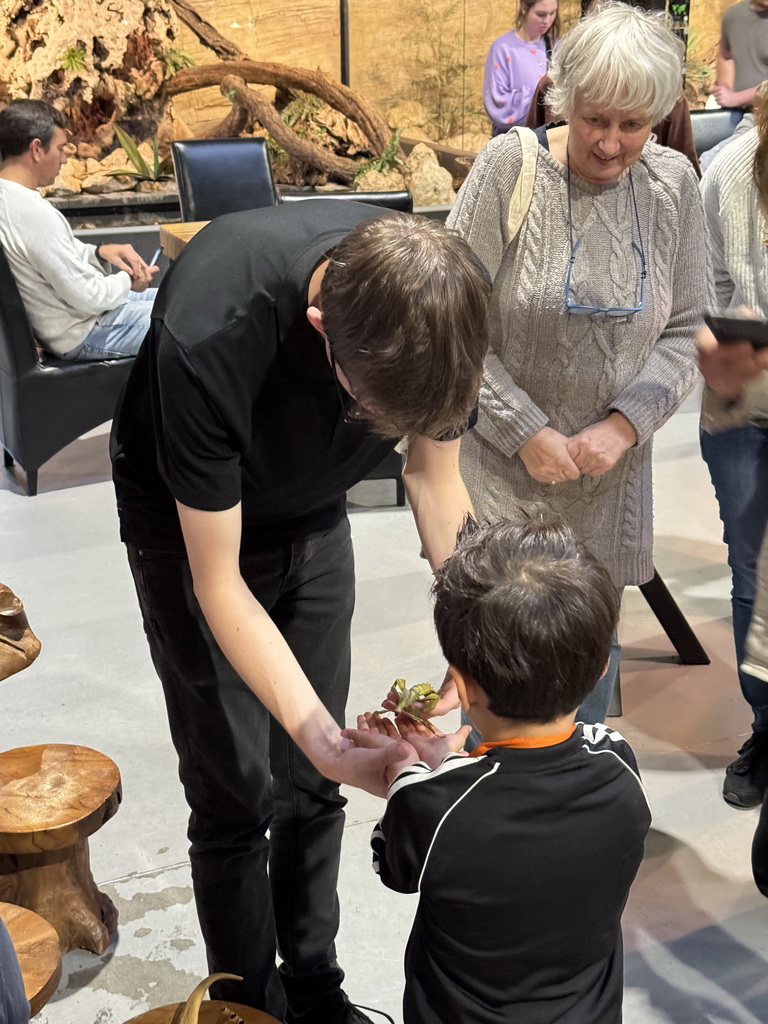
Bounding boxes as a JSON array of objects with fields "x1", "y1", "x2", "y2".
[{"x1": 705, "y1": 312, "x2": 768, "y2": 349}]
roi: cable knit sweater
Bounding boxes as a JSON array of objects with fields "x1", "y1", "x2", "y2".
[
  {"x1": 447, "y1": 132, "x2": 711, "y2": 586},
  {"x1": 0, "y1": 178, "x2": 131, "y2": 355}
]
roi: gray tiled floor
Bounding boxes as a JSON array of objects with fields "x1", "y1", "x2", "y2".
[{"x1": 2, "y1": 388, "x2": 768, "y2": 1023}]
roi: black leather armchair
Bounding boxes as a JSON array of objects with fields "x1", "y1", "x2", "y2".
[
  {"x1": 171, "y1": 137, "x2": 278, "y2": 221},
  {"x1": 0, "y1": 243, "x2": 135, "y2": 496},
  {"x1": 282, "y1": 189, "x2": 414, "y2": 507},
  {"x1": 689, "y1": 108, "x2": 745, "y2": 158}
]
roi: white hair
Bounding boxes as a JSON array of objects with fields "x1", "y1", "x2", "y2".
[{"x1": 547, "y1": 2, "x2": 686, "y2": 125}]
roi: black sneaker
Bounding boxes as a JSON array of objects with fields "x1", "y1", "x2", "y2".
[{"x1": 723, "y1": 732, "x2": 768, "y2": 808}]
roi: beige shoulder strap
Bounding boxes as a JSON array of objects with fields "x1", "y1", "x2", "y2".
[{"x1": 507, "y1": 126, "x2": 539, "y2": 243}]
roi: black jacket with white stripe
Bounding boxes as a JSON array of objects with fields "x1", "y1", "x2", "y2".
[{"x1": 371, "y1": 723, "x2": 651, "y2": 1024}]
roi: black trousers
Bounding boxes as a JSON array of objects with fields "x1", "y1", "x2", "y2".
[{"x1": 126, "y1": 517, "x2": 355, "y2": 1019}]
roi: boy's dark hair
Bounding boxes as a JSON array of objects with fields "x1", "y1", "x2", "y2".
[
  {"x1": 0, "y1": 100, "x2": 68, "y2": 159},
  {"x1": 320, "y1": 213, "x2": 491, "y2": 440},
  {"x1": 432, "y1": 513, "x2": 620, "y2": 723}
]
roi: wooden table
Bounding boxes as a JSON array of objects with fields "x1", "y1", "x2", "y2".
[{"x1": 159, "y1": 221, "x2": 209, "y2": 260}]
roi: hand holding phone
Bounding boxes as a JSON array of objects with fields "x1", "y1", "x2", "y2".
[{"x1": 704, "y1": 312, "x2": 768, "y2": 349}]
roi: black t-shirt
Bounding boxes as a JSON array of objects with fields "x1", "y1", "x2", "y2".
[{"x1": 111, "y1": 201, "x2": 399, "y2": 551}]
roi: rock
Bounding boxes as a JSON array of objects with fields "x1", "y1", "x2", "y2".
[
  {"x1": 81, "y1": 174, "x2": 135, "y2": 194},
  {"x1": 93, "y1": 122, "x2": 116, "y2": 151},
  {"x1": 387, "y1": 100, "x2": 432, "y2": 135},
  {"x1": 314, "y1": 104, "x2": 370, "y2": 156},
  {"x1": 355, "y1": 168, "x2": 407, "y2": 193},
  {"x1": 76, "y1": 142, "x2": 104, "y2": 160},
  {"x1": 157, "y1": 102, "x2": 193, "y2": 158},
  {"x1": 42, "y1": 157, "x2": 88, "y2": 195},
  {"x1": 134, "y1": 179, "x2": 167, "y2": 192},
  {"x1": 438, "y1": 132, "x2": 491, "y2": 153},
  {"x1": 403, "y1": 143, "x2": 455, "y2": 206}
]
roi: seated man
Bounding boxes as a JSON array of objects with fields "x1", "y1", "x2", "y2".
[{"x1": 0, "y1": 99, "x2": 158, "y2": 361}]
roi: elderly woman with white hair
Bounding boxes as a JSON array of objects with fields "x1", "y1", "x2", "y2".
[{"x1": 447, "y1": 1, "x2": 711, "y2": 724}]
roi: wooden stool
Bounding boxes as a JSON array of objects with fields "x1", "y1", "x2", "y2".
[
  {"x1": 0, "y1": 743, "x2": 121, "y2": 954},
  {"x1": 123, "y1": 1003, "x2": 282, "y2": 1024},
  {"x1": 123, "y1": 974, "x2": 282, "y2": 1024},
  {"x1": 0, "y1": 901, "x2": 62, "y2": 1014}
]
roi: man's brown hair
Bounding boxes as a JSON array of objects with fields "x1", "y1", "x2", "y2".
[{"x1": 320, "y1": 213, "x2": 491, "y2": 439}]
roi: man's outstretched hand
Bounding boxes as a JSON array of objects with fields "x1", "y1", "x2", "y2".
[
  {"x1": 329, "y1": 724, "x2": 415, "y2": 797},
  {"x1": 345, "y1": 711, "x2": 472, "y2": 784}
]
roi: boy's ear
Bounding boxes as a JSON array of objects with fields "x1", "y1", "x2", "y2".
[
  {"x1": 306, "y1": 306, "x2": 324, "y2": 336},
  {"x1": 448, "y1": 665, "x2": 474, "y2": 711}
]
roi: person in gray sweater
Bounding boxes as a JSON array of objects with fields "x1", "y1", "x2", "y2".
[{"x1": 446, "y1": 2, "x2": 711, "y2": 726}]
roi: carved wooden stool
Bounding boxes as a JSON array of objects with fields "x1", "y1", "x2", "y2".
[
  {"x1": 123, "y1": 974, "x2": 283, "y2": 1024},
  {"x1": 123, "y1": 1004, "x2": 282, "y2": 1024},
  {"x1": 0, "y1": 743, "x2": 121, "y2": 954},
  {"x1": 0, "y1": 901, "x2": 62, "y2": 1014}
]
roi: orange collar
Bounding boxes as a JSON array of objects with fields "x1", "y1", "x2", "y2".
[{"x1": 470, "y1": 723, "x2": 577, "y2": 757}]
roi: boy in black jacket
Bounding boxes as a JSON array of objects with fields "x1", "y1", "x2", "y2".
[{"x1": 347, "y1": 516, "x2": 651, "y2": 1024}]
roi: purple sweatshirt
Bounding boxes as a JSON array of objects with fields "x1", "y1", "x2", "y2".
[{"x1": 483, "y1": 30, "x2": 549, "y2": 130}]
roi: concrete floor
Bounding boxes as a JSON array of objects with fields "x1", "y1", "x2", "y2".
[{"x1": 2, "y1": 387, "x2": 768, "y2": 1023}]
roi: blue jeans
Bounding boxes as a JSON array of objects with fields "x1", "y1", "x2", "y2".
[
  {"x1": 126, "y1": 517, "x2": 355, "y2": 1019},
  {"x1": 65, "y1": 288, "x2": 157, "y2": 361},
  {"x1": 701, "y1": 424, "x2": 768, "y2": 732}
]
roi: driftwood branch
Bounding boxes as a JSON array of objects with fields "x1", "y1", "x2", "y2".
[
  {"x1": 218, "y1": 76, "x2": 361, "y2": 183},
  {"x1": 168, "y1": 0, "x2": 247, "y2": 60},
  {"x1": 201, "y1": 101, "x2": 253, "y2": 140},
  {"x1": 165, "y1": 62, "x2": 391, "y2": 154}
]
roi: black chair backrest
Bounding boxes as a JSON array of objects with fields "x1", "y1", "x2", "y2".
[
  {"x1": 0, "y1": 241, "x2": 39, "y2": 379},
  {"x1": 171, "y1": 137, "x2": 278, "y2": 221},
  {"x1": 280, "y1": 190, "x2": 414, "y2": 214},
  {"x1": 689, "y1": 108, "x2": 745, "y2": 158}
]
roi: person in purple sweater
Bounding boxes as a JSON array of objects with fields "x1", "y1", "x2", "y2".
[{"x1": 483, "y1": 0, "x2": 560, "y2": 135}]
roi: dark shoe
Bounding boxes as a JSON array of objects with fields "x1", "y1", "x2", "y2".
[
  {"x1": 753, "y1": 787, "x2": 768, "y2": 897},
  {"x1": 286, "y1": 994, "x2": 393, "y2": 1024},
  {"x1": 723, "y1": 732, "x2": 768, "y2": 808}
]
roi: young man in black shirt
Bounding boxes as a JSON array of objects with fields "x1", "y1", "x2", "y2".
[{"x1": 110, "y1": 201, "x2": 491, "y2": 1024}]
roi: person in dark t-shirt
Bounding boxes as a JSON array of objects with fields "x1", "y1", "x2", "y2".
[
  {"x1": 348, "y1": 516, "x2": 650, "y2": 1024},
  {"x1": 110, "y1": 201, "x2": 491, "y2": 1024}
]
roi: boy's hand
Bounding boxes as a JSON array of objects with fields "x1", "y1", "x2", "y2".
[
  {"x1": 342, "y1": 714, "x2": 420, "y2": 787},
  {"x1": 394, "y1": 715, "x2": 472, "y2": 770}
]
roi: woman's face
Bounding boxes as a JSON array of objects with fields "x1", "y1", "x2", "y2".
[
  {"x1": 522, "y1": 0, "x2": 558, "y2": 40},
  {"x1": 566, "y1": 99, "x2": 653, "y2": 184}
]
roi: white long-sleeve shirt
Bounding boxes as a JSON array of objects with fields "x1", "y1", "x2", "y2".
[{"x1": 0, "y1": 178, "x2": 131, "y2": 355}]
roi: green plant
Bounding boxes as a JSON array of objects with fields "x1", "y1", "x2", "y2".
[
  {"x1": 353, "y1": 128, "x2": 405, "y2": 185},
  {"x1": 161, "y1": 47, "x2": 196, "y2": 78},
  {"x1": 106, "y1": 125, "x2": 174, "y2": 181},
  {"x1": 281, "y1": 93, "x2": 324, "y2": 139},
  {"x1": 60, "y1": 47, "x2": 87, "y2": 73}
]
